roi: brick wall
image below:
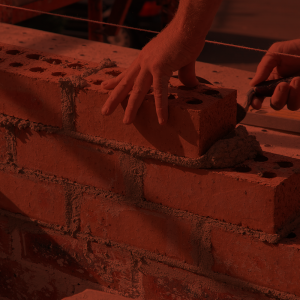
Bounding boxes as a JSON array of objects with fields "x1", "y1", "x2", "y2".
[{"x1": 0, "y1": 42, "x2": 300, "y2": 300}]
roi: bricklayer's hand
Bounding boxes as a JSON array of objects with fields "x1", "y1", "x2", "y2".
[
  {"x1": 250, "y1": 39, "x2": 300, "y2": 111},
  {"x1": 101, "y1": 26, "x2": 204, "y2": 125}
]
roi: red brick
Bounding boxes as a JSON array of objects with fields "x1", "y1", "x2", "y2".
[
  {"x1": 0, "y1": 170, "x2": 66, "y2": 225},
  {"x1": 15, "y1": 128, "x2": 125, "y2": 194},
  {"x1": 211, "y1": 226, "x2": 300, "y2": 296},
  {"x1": 0, "y1": 42, "x2": 236, "y2": 158},
  {"x1": 141, "y1": 260, "x2": 271, "y2": 300},
  {"x1": 0, "y1": 127, "x2": 6, "y2": 162},
  {"x1": 80, "y1": 193, "x2": 198, "y2": 265},
  {"x1": 75, "y1": 72, "x2": 236, "y2": 158},
  {"x1": 143, "y1": 152, "x2": 300, "y2": 234},
  {"x1": 0, "y1": 59, "x2": 62, "y2": 127},
  {"x1": 0, "y1": 42, "x2": 95, "y2": 128},
  {"x1": 0, "y1": 215, "x2": 12, "y2": 255},
  {"x1": 21, "y1": 230, "x2": 134, "y2": 293}
]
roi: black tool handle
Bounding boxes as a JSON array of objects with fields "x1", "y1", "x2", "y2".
[{"x1": 254, "y1": 76, "x2": 297, "y2": 97}]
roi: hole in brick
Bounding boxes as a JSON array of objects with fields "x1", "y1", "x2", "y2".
[
  {"x1": 178, "y1": 85, "x2": 197, "y2": 90},
  {"x1": 0, "y1": 58, "x2": 5, "y2": 63},
  {"x1": 276, "y1": 161, "x2": 293, "y2": 168},
  {"x1": 234, "y1": 165, "x2": 252, "y2": 173},
  {"x1": 51, "y1": 72, "x2": 66, "y2": 77},
  {"x1": 30, "y1": 67, "x2": 46, "y2": 73},
  {"x1": 105, "y1": 70, "x2": 122, "y2": 77},
  {"x1": 201, "y1": 89, "x2": 220, "y2": 95},
  {"x1": 286, "y1": 232, "x2": 296, "y2": 238},
  {"x1": 68, "y1": 63, "x2": 83, "y2": 69},
  {"x1": 26, "y1": 54, "x2": 42, "y2": 60},
  {"x1": 9, "y1": 62, "x2": 23, "y2": 67},
  {"x1": 254, "y1": 154, "x2": 268, "y2": 162},
  {"x1": 92, "y1": 80, "x2": 103, "y2": 85},
  {"x1": 261, "y1": 171, "x2": 277, "y2": 179},
  {"x1": 46, "y1": 58, "x2": 62, "y2": 64},
  {"x1": 6, "y1": 50, "x2": 21, "y2": 55},
  {"x1": 168, "y1": 93, "x2": 176, "y2": 100},
  {"x1": 186, "y1": 98, "x2": 203, "y2": 105}
]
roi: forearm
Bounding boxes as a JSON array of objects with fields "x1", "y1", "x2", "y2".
[{"x1": 170, "y1": 0, "x2": 223, "y2": 44}]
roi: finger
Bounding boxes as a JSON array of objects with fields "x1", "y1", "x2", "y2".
[
  {"x1": 101, "y1": 58, "x2": 139, "y2": 90},
  {"x1": 270, "y1": 82, "x2": 290, "y2": 110},
  {"x1": 123, "y1": 70, "x2": 153, "y2": 124},
  {"x1": 287, "y1": 76, "x2": 300, "y2": 111},
  {"x1": 153, "y1": 74, "x2": 170, "y2": 125},
  {"x1": 101, "y1": 65, "x2": 140, "y2": 116},
  {"x1": 251, "y1": 96, "x2": 265, "y2": 110},
  {"x1": 250, "y1": 53, "x2": 281, "y2": 86},
  {"x1": 178, "y1": 61, "x2": 199, "y2": 87},
  {"x1": 101, "y1": 71, "x2": 126, "y2": 90}
]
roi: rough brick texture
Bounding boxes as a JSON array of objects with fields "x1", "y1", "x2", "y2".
[
  {"x1": 212, "y1": 226, "x2": 300, "y2": 297},
  {"x1": 15, "y1": 128, "x2": 125, "y2": 194},
  {"x1": 75, "y1": 75, "x2": 237, "y2": 158},
  {"x1": 144, "y1": 152, "x2": 300, "y2": 234},
  {"x1": 0, "y1": 42, "x2": 237, "y2": 158},
  {"x1": 0, "y1": 170, "x2": 66, "y2": 225},
  {"x1": 140, "y1": 260, "x2": 271, "y2": 300},
  {"x1": 0, "y1": 51, "x2": 63, "y2": 127},
  {"x1": 0, "y1": 41, "x2": 299, "y2": 300},
  {"x1": 80, "y1": 193, "x2": 198, "y2": 265}
]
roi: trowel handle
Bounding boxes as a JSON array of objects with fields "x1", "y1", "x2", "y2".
[{"x1": 254, "y1": 76, "x2": 296, "y2": 97}]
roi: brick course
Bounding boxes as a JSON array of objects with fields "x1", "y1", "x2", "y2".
[
  {"x1": 15, "y1": 128, "x2": 126, "y2": 194},
  {"x1": 141, "y1": 260, "x2": 271, "y2": 300},
  {"x1": 143, "y1": 152, "x2": 300, "y2": 234},
  {"x1": 0, "y1": 170, "x2": 66, "y2": 225},
  {"x1": 211, "y1": 226, "x2": 300, "y2": 297},
  {"x1": 80, "y1": 193, "x2": 198, "y2": 265}
]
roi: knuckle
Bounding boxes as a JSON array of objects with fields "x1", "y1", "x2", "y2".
[{"x1": 131, "y1": 86, "x2": 144, "y2": 96}]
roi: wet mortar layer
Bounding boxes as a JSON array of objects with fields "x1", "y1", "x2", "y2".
[{"x1": 0, "y1": 41, "x2": 264, "y2": 166}]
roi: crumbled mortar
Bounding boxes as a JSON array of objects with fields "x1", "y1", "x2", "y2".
[{"x1": 198, "y1": 125, "x2": 262, "y2": 168}]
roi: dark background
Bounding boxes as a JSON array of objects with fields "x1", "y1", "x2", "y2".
[{"x1": 15, "y1": 0, "x2": 300, "y2": 72}]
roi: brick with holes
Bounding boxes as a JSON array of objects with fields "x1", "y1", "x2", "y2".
[
  {"x1": 143, "y1": 151, "x2": 300, "y2": 234},
  {"x1": 75, "y1": 74, "x2": 237, "y2": 158}
]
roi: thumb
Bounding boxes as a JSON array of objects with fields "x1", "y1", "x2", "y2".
[
  {"x1": 250, "y1": 52, "x2": 280, "y2": 86},
  {"x1": 178, "y1": 61, "x2": 199, "y2": 87}
]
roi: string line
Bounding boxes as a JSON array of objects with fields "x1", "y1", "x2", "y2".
[{"x1": 1, "y1": 3, "x2": 300, "y2": 60}]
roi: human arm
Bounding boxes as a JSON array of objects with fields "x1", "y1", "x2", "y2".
[
  {"x1": 101, "y1": 0, "x2": 223, "y2": 125},
  {"x1": 250, "y1": 39, "x2": 300, "y2": 111}
]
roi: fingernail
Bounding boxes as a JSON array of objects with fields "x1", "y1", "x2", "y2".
[
  {"x1": 159, "y1": 118, "x2": 165, "y2": 125},
  {"x1": 123, "y1": 118, "x2": 130, "y2": 125},
  {"x1": 101, "y1": 81, "x2": 108, "y2": 88},
  {"x1": 102, "y1": 107, "x2": 109, "y2": 115}
]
